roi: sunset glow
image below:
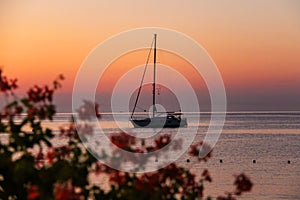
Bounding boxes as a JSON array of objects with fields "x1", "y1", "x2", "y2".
[{"x1": 1, "y1": 0, "x2": 300, "y2": 111}]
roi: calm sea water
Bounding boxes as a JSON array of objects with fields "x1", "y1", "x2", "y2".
[{"x1": 29, "y1": 112, "x2": 300, "y2": 199}]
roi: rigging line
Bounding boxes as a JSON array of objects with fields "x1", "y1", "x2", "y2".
[{"x1": 130, "y1": 37, "x2": 155, "y2": 119}]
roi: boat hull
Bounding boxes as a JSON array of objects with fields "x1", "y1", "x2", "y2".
[{"x1": 130, "y1": 116, "x2": 187, "y2": 128}]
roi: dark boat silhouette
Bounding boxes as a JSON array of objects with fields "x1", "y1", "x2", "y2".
[{"x1": 130, "y1": 34, "x2": 187, "y2": 128}]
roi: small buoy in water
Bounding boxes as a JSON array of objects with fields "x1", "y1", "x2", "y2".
[
  {"x1": 288, "y1": 160, "x2": 291, "y2": 164},
  {"x1": 220, "y1": 159, "x2": 223, "y2": 163},
  {"x1": 186, "y1": 159, "x2": 190, "y2": 163},
  {"x1": 253, "y1": 159, "x2": 256, "y2": 164}
]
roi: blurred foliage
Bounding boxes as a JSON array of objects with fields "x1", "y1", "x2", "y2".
[{"x1": 0, "y1": 69, "x2": 252, "y2": 199}]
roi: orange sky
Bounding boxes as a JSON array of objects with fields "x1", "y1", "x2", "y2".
[
  {"x1": 1, "y1": 0, "x2": 300, "y2": 111},
  {"x1": 97, "y1": 49, "x2": 206, "y2": 93}
]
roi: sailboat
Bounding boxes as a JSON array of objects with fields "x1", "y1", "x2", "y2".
[{"x1": 130, "y1": 34, "x2": 187, "y2": 128}]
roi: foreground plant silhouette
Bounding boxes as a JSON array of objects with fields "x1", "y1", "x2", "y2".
[{"x1": 0, "y1": 69, "x2": 252, "y2": 199}]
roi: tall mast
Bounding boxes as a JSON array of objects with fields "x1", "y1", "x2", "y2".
[{"x1": 152, "y1": 34, "x2": 157, "y2": 118}]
